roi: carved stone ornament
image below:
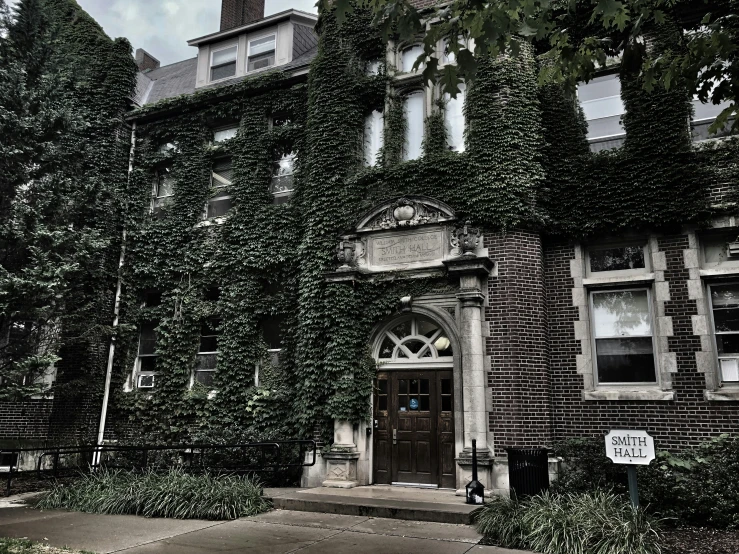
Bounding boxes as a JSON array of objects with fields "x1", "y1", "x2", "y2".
[
  {"x1": 356, "y1": 196, "x2": 456, "y2": 232},
  {"x1": 451, "y1": 221, "x2": 482, "y2": 256},
  {"x1": 398, "y1": 295, "x2": 413, "y2": 313},
  {"x1": 335, "y1": 238, "x2": 356, "y2": 270}
]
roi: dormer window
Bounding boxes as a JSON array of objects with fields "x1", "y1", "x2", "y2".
[
  {"x1": 248, "y1": 35, "x2": 276, "y2": 72},
  {"x1": 211, "y1": 45, "x2": 237, "y2": 81}
]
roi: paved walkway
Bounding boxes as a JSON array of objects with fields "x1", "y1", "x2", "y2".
[{"x1": 0, "y1": 504, "x2": 530, "y2": 553}]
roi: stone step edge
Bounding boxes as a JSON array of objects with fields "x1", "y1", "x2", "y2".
[{"x1": 266, "y1": 494, "x2": 476, "y2": 525}]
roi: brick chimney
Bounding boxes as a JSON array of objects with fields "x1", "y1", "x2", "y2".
[
  {"x1": 135, "y1": 49, "x2": 160, "y2": 72},
  {"x1": 220, "y1": 0, "x2": 265, "y2": 31}
]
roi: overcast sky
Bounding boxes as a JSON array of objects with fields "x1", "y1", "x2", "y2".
[{"x1": 8, "y1": 0, "x2": 317, "y2": 67}]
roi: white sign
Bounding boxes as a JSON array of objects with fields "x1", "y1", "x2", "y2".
[{"x1": 605, "y1": 430, "x2": 655, "y2": 466}]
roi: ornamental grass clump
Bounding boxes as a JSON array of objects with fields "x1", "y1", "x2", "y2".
[
  {"x1": 474, "y1": 491, "x2": 662, "y2": 554},
  {"x1": 36, "y1": 468, "x2": 270, "y2": 520}
]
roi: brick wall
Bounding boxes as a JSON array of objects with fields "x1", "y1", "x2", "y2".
[
  {"x1": 0, "y1": 400, "x2": 53, "y2": 443},
  {"x1": 485, "y1": 230, "x2": 552, "y2": 454},
  {"x1": 220, "y1": 0, "x2": 265, "y2": 31},
  {"x1": 545, "y1": 235, "x2": 739, "y2": 451}
]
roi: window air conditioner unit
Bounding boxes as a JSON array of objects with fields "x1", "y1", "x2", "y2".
[
  {"x1": 138, "y1": 374, "x2": 156, "y2": 389},
  {"x1": 728, "y1": 241, "x2": 739, "y2": 258},
  {"x1": 250, "y1": 56, "x2": 274, "y2": 71}
]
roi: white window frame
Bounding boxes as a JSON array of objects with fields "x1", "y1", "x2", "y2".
[
  {"x1": 577, "y1": 73, "x2": 626, "y2": 142},
  {"x1": 585, "y1": 242, "x2": 650, "y2": 278},
  {"x1": 442, "y1": 81, "x2": 466, "y2": 153},
  {"x1": 134, "y1": 323, "x2": 158, "y2": 391},
  {"x1": 363, "y1": 109, "x2": 384, "y2": 167},
  {"x1": 589, "y1": 287, "x2": 659, "y2": 387},
  {"x1": 700, "y1": 234, "x2": 739, "y2": 270},
  {"x1": 152, "y1": 168, "x2": 174, "y2": 215},
  {"x1": 193, "y1": 321, "x2": 219, "y2": 389},
  {"x1": 246, "y1": 32, "x2": 276, "y2": 73},
  {"x1": 399, "y1": 44, "x2": 424, "y2": 73},
  {"x1": 707, "y1": 281, "x2": 739, "y2": 386},
  {"x1": 270, "y1": 151, "x2": 296, "y2": 201},
  {"x1": 205, "y1": 158, "x2": 233, "y2": 220},
  {"x1": 213, "y1": 126, "x2": 239, "y2": 144},
  {"x1": 402, "y1": 90, "x2": 425, "y2": 161},
  {"x1": 209, "y1": 43, "x2": 238, "y2": 83}
]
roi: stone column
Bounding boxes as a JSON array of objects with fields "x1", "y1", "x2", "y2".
[
  {"x1": 444, "y1": 255, "x2": 494, "y2": 494},
  {"x1": 322, "y1": 420, "x2": 360, "y2": 488}
]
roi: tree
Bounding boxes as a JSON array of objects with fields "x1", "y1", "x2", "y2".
[{"x1": 326, "y1": 0, "x2": 737, "y2": 134}]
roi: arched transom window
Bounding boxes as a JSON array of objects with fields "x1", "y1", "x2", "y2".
[{"x1": 376, "y1": 315, "x2": 453, "y2": 367}]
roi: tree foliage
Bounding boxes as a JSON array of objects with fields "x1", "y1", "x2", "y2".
[{"x1": 329, "y1": 0, "x2": 738, "y2": 133}]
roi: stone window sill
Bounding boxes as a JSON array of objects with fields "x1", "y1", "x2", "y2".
[
  {"x1": 705, "y1": 389, "x2": 739, "y2": 401},
  {"x1": 700, "y1": 267, "x2": 739, "y2": 278},
  {"x1": 582, "y1": 389, "x2": 675, "y2": 401},
  {"x1": 583, "y1": 273, "x2": 655, "y2": 287}
]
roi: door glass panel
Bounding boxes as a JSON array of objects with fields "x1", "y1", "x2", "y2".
[
  {"x1": 410, "y1": 379, "x2": 419, "y2": 393},
  {"x1": 441, "y1": 378, "x2": 451, "y2": 395},
  {"x1": 399, "y1": 379, "x2": 408, "y2": 394},
  {"x1": 377, "y1": 378, "x2": 388, "y2": 411},
  {"x1": 420, "y1": 396, "x2": 430, "y2": 410},
  {"x1": 441, "y1": 396, "x2": 452, "y2": 412},
  {"x1": 420, "y1": 380, "x2": 429, "y2": 394},
  {"x1": 440, "y1": 378, "x2": 452, "y2": 412}
]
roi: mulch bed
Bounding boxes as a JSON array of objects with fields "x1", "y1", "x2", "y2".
[{"x1": 661, "y1": 526, "x2": 739, "y2": 554}]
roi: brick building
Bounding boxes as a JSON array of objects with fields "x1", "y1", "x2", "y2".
[{"x1": 4, "y1": 0, "x2": 739, "y2": 493}]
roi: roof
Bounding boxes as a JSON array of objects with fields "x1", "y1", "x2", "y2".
[
  {"x1": 187, "y1": 9, "x2": 318, "y2": 47},
  {"x1": 134, "y1": 47, "x2": 317, "y2": 108}
]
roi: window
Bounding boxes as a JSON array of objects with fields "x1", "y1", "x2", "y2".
[
  {"x1": 702, "y1": 235, "x2": 739, "y2": 268},
  {"x1": 364, "y1": 110, "x2": 384, "y2": 166},
  {"x1": 270, "y1": 112, "x2": 292, "y2": 127},
  {"x1": 400, "y1": 45, "x2": 424, "y2": 73},
  {"x1": 377, "y1": 315, "x2": 453, "y2": 364},
  {"x1": 709, "y1": 284, "x2": 739, "y2": 383},
  {"x1": 137, "y1": 322, "x2": 158, "y2": 389},
  {"x1": 270, "y1": 151, "x2": 296, "y2": 203},
  {"x1": 444, "y1": 82, "x2": 466, "y2": 152},
  {"x1": 248, "y1": 35, "x2": 276, "y2": 72},
  {"x1": 158, "y1": 142, "x2": 178, "y2": 154},
  {"x1": 402, "y1": 91, "x2": 424, "y2": 161},
  {"x1": 213, "y1": 127, "x2": 238, "y2": 143},
  {"x1": 366, "y1": 59, "x2": 381, "y2": 75},
  {"x1": 262, "y1": 315, "x2": 283, "y2": 368},
  {"x1": 211, "y1": 45, "x2": 237, "y2": 81},
  {"x1": 590, "y1": 289, "x2": 656, "y2": 384},
  {"x1": 578, "y1": 74, "x2": 625, "y2": 146},
  {"x1": 207, "y1": 159, "x2": 233, "y2": 218},
  {"x1": 195, "y1": 319, "x2": 219, "y2": 388},
  {"x1": 152, "y1": 168, "x2": 174, "y2": 217},
  {"x1": 143, "y1": 290, "x2": 162, "y2": 307},
  {"x1": 586, "y1": 244, "x2": 648, "y2": 276}
]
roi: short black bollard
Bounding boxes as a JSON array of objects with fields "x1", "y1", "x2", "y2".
[{"x1": 465, "y1": 439, "x2": 485, "y2": 505}]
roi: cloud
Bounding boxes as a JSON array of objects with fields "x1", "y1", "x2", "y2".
[{"x1": 75, "y1": 0, "x2": 317, "y2": 67}]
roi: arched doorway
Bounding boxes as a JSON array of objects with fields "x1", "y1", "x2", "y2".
[{"x1": 372, "y1": 314, "x2": 456, "y2": 488}]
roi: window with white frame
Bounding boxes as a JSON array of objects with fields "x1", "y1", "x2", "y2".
[
  {"x1": 444, "y1": 82, "x2": 466, "y2": 152},
  {"x1": 577, "y1": 74, "x2": 626, "y2": 142},
  {"x1": 158, "y1": 142, "x2": 179, "y2": 154},
  {"x1": 590, "y1": 288, "x2": 657, "y2": 384},
  {"x1": 195, "y1": 319, "x2": 219, "y2": 388},
  {"x1": 248, "y1": 35, "x2": 276, "y2": 72},
  {"x1": 270, "y1": 150, "x2": 296, "y2": 202},
  {"x1": 709, "y1": 283, "x2": 739, "y2": 383},
  {"x1": 364, "y1": 109, "x2": 384, "y2": 166},
  {"x1": 586, "y1": 243, "x2": 649, "y2": 276},
  {"x1": 207, "y1": 158, "x2": 233, "y2": 218},
  {"x1": 366, "y1": 59, "x2": 381, "y2": 76},
  {"x1": 402, "y1": 91, "x2": 424, "y2": 161},
  {"x1": 702, "y1": 234, "x2": 739, "y2": 269},
  {"x1": 400, "y1": 44, "x2": 424, "y2": 73},
  {"x1": 152, "y1": 168, "x2": 174, "y2": 217},
  {"x1": 213, "y1": 126, "x2": 238, "y2": 143},
  {"x1": 137, "y1": 322, "x2": 158, "y2": 389},
  {"x1": 210, "y1": 45, "x2": 237, "y2": 81}
]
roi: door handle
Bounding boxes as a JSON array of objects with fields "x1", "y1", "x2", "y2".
[{"x1": 393, "y1": 428, "x2": 397, "y2": 445}]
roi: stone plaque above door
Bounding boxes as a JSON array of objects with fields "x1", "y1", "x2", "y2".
[{"x1": 327, "y1": 196, "x2": 486, "y2": 281}]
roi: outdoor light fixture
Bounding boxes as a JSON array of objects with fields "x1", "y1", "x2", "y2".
[
  {"x1": 465, "y1": 439, "x2": 485, "y2": 505},
  {"x1": 434, "y1": 336, "x2": 451, "y2": 351}
]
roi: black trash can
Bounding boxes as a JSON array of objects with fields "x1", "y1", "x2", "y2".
[{"x1": 506, "y1": 448, "x2": 549, "y2": 498}]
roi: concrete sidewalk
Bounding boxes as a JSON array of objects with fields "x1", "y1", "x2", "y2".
[{"x1": 0, "y1": 505, "x2": 530, "y2": 553}]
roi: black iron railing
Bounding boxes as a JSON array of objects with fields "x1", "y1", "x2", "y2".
[{"x1": 1, "y1": 439, "x2": 316, "y2": 496}]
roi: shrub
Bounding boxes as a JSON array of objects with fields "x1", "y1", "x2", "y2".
[
  {"x1": 474, "y1": 491, "x2": 663, "y2": 554},
  {"x1": 36, "y1": 468, "x2": 270, "y2": 520},
  {"x1": 552, "y1": 434, "x2": 739, "y2": 529}
]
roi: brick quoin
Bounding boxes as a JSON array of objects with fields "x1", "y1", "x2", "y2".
[{"x1": 544, "y1": 235, "x2": 739, "y2": 451}]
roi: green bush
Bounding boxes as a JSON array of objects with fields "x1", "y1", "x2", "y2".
[
  {"x1": 552, "y1": 434, "x2": 739, "y2": 529},
  {"x1": 36, "y1": 468, "x2": 270, "y2": 520},
  {"x1": 474, "y1": 491, "x2": 662, "y2": 554}
]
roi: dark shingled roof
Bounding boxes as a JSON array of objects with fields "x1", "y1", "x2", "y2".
[{"x1": 135, "y1": 47, "x2": 317, "y2": 107}]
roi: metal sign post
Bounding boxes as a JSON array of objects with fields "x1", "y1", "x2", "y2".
[{"x1": 605, "y1": 430, "x2": 655, "y2": 508}]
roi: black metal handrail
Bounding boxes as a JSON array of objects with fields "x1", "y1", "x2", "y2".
[{"x1": 1, "y1": 439, "x2": 316, "y2": 496}]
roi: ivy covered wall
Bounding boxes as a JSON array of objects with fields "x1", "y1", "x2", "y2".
[{"x1": 103, "y1": 7, "x2": 739, "y2": 446}]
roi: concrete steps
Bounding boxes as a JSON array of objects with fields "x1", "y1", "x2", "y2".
[{"x1": 264, "y1": 486, "x2": 480, "y2": 525}]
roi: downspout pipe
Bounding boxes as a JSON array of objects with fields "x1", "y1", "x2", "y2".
[{"x1": 94, "y1": 121, "x2": 136, "y2": 464}]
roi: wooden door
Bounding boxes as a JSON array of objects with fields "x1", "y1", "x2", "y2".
[{"x1": 373, "y1": 370, "x2": 454, "y2": 488}]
